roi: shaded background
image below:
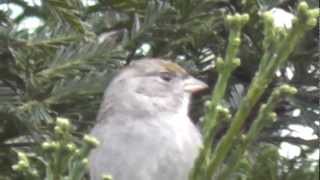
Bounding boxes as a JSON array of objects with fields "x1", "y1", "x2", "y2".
[{"x1": 0, "y1": 0, "x2": 319, "y2": 179}]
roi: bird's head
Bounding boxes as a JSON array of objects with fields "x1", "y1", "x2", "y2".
[{"x1": 99, "y1": 58, "x2": 208, "y2": 120}]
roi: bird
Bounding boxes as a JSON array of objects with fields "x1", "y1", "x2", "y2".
[{"x1": 89, "y1": 58, "x2": 208, "y2": 180}]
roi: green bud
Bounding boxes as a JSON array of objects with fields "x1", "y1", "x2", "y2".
[
  {"x1": 84, "y1": 135, "x2": 100, "y2": 147},
  {"x1": 238, "y1": 158, "x2": 250, "y2": 168},
  {"x1": 306, "y1": 18, "x2": 317, "y2": 28},
  {"x1": 215, "y1": 57, "x2": 224, "y2": 72},
  {"x1": 216, "y1": 105, "x2": 230, "y2": 119},
  {"x1": 15, "y1": 152, "x2": 30, "y2": 170},
  {"x1": 226, "y1": 15, "x2": 234, "y2": 24},
  {"x1": 241, "y1": 134, "x2": 247, "y2": 141},
  {"x1": 216, "y1": 105, "x2": 229, "y2": 114},
  {"x1": 56, "y1": 117, "x2": 71, "y2": 130},
  {"x1": 51, "y1": 141, "x2": 60, "y2": 149},
  {"x1": 269, "y1": 112, "x2": 277, "y2": 122},
  {"x1": 307, "y1": 9, "x2": 320, "y2": 18},
  {"x1": 226, "y1": 14, "x2": 239, "y2": 28},
  {"x1": 102, "y1": 174, "x2": 113, "y2": 180},
  {"x1": 204, "y1": 100, "x2": 211, "y2": 107},
  {"x1": 17, "y1": 160, "x2": 29, "y2": 169},
  {"x1": 12, "y1": 164, "x2": 19, "y2": 171},
  {"x1": 226, "y1": 13, "x2": 249, "y2": 28},
  {"x1": 232, "y1": 37, "x2": 241, "y2": 47},
  {"x1": 82, "y1": 158, "x2": 89, "y2": 166},
  {"x1": 279, "y1": 84, "x2": 298, "y2": 95},
  {"x1": 259, "y1": 104, "x2": 267, "y2": 112},
  {"x1": 41, "y1": 142, "x2": 51, "y2": 150},
  {"x1": 297, "y1": 1, "x2": 309, "y2": 15},
  {"x1": 17, "y1": 152, "x2": 28, "y2": 161},
  {"x1": 54, "y1": 126, "x2": 63, "y2": 134},
  {"x1": 42, "y1": 141, "x2": 59, "y2": 151},
  {"x1": 234, "y1": 13, "x2": 242, "y2": 22},
  {"x1": 67, "y1": 143, "x2": 77, "y2": 152},
  {"x1": 75, "y1": 149, "x2": 81, "y2": 155},
  {"x1": 30, "y1": 169, "x2": 39, "y2": 176},
  {"x1": 240, "y1": 13, "x2": 250, "y2": 24},
  {"x1": 231, "y1": 58, "x2": 241, "y2": 67}
]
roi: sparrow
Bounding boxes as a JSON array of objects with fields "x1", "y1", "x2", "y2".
[{"x1": 89, "y1": 58, "x2": 207, "y2": 180}]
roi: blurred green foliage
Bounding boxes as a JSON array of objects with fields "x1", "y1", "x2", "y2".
[{"x1": 0, "y1": 0, "x2": 318, "y2": 179}]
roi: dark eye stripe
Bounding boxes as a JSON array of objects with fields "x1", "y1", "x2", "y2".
[
  {"x1": 143, "y1": 71, "x2": 185, "y2": 82},
  {"x1": 143, "y1": 72, "x2": 175, "y2": 81},
  {"x1": 159, "y1": 72, "x2": 174, "y2": 82}
]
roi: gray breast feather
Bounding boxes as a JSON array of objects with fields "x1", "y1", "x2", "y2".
[{"x1": 89, "y1": 117, "x2": 202, "y2": 180}]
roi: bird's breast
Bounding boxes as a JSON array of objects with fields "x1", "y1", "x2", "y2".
[{"x1": 89, "y1": 115, "x2": 202, "y2": 180}]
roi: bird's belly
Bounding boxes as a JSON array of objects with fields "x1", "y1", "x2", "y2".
[{"x1": 89, "y1": 119, "x2": 202, "y2": 180}]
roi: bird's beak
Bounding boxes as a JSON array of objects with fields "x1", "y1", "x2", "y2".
[{"x1": 183, "y1": 77, "x2": 208, "y2": 93}]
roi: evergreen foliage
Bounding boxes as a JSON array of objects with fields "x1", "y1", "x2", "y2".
[{"x1": 0, "y1": 0, "x2": 318, "y2": 179}]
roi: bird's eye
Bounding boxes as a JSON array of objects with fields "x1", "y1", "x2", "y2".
[{"x1": 159, "y1": 72, "x2": 174, "y2": 82}]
